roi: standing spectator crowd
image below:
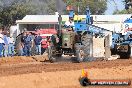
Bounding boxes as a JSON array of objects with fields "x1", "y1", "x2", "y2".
[{"x1": 0, "y1": 30, "x2": 42, "y2": 57}]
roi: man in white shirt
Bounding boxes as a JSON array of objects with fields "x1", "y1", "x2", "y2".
[
  {"x1": 0, "y1": 34, "x2": 4, "y2": 57},
  {"x1": 64, "y1": 17, "x2": 75, "y2": 29},
  {"x1": 8, "y1": 35, "x2": 15, "y2": 56}
]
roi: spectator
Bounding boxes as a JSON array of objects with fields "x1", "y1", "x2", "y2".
[
  {"x1": 23, "y1": 32, "x2": 33, "y2": 56},
  {"x1": 28, "y1": 32, "x2": 34, "y2": 55},
  {"x1": 3, "y1": 33, "x2": 9, "y2": 57},
  {"x1": 0, "y1": 34, "x2": 4, "y2": 57},
  {"x1": 8, "y1": 35, "x2": 15, "y2": 56},
  {"x1": 19, "y1": 32, "x2": 27, "y2": 56},
  {"x1": 34, "y1": 33, "x2": 42, "y2": 55}
]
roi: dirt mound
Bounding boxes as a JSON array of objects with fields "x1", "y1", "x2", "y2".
[{"x1": 0, "y1": 56, "x2": 35, "y2": 65}]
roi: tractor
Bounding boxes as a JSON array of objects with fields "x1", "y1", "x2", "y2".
[
  {"x1": 111, "y1": 16, "x2": 132, "y2": 58},
  {"x1": 48, "y1": 7, "x2": 107, "y2": 63}
]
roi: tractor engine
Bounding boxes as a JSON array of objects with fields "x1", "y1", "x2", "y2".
[
  {"x1": 62, "y1": 28, "x2": 75, "y2": 49},
  {"x1": 48, "y1": 27, "x2": 84, "y2": 62}
]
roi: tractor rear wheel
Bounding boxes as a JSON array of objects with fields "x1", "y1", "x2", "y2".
[
  {"x1": 75, "y1": 33, "x2": 92, "y2": 62},
  {"x1": 81, "y1": 33, "x2": 92, "y2": 61}
]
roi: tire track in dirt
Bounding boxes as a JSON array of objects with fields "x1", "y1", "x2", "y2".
[{"x1": 0, "y1": 59, "x2": 132, "y2": 76}]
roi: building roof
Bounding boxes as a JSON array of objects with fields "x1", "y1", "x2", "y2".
[
  {"x1": 16, "y1": 14, "x2": 132, "y2": 24},
  {"x1": 92, "y1": 14, "x2": 131, "y2": 22},
  {"x1": 16, "y1": 15, "x2": 59, "y2": 24},
  {"x1": 61, "y1": 14, "x2": 132, "y2": 23}
]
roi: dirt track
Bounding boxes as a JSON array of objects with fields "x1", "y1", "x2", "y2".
[
  {"x1": 0, "y1": 58, "x2": 132, "y2": 76},
  {"x1": 0, "y1": 56, "x2": 132, "y2": 88}
]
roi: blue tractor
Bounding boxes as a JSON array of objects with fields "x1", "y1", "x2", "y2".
[
  {"x1": 111, "y1": 16, "x2": 132, "y2": 58},
  {"x1": 48, "y1": 7, "x2": 109, "y2": 62}
]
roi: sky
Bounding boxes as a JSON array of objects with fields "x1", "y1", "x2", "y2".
[{"x1": 105, "y1": 0, "x2": 124, "y2": 14}]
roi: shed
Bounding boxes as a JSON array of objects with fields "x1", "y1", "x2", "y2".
[{"x1": 16, "y1": 15, "x2": 59, "y2": 36}]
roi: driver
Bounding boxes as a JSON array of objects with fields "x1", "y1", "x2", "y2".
[{"x1": 64, "y1": 17, "x2": 75, "y2": 29}]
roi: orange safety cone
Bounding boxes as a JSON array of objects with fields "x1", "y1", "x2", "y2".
[
  {"x1": 79, "y1": 69, "x2": 91, "y2": 86},
  {"x1": 81, "y1": 69, "x2": 88, "y2": 77}
]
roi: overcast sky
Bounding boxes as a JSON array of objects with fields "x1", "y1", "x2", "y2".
[{"x1": 105, "y1": 0, "x2": 124, "y2": 14}]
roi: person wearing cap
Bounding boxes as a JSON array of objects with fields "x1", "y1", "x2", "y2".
[
  {"x1": 17, "y1": 32, "x2": 26, "y2": 56},
  {"x1": 0, "y1": 34, "x2": 4, "y2": 57},
  {"x1": 34, "y1": 33, "x2": 42, "y2": 55},
  {"x1": 64, "y1": 17, "x2": 75, "y2": 29},
  {"x1": 23, "y1": 32, "x2": 33, "y2": 56},
  {"x1": 8, "y1": 35, "x2": 15, "y2": 56},
  {"x1": 28, "y1": 32, "x2": 34, "y2": 55}
]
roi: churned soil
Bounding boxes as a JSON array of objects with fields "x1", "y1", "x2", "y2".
[{"x1": 0, "y1": 56, "x2": 132, "y2": 88}]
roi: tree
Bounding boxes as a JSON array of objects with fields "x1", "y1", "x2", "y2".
[
  {"x1": 63, "y1": 0, "x2": 107, "y2": 15},
  {"x1": 29, "y1": 0, "x2": 58, "y2": 15},
  {"x1": 0, "y1": 0, "x2": 62, "y2": 28},
  {"x1": 124, "y1": 0, "x2": 132, "y2": 10},
  {"x1": 0, "y1": 0, "x2": 107, "y2": 28},
  {"x1": 113, "y1": 0, "x2": 132, "y2": 14},
  {"x1": 113, "y1": 8, "x2": 132, "y2": 14},
  {"x1": 0, "y1": 0, "x2": 37, "y2": 28}
]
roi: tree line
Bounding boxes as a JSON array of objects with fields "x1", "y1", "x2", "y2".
[
  {"x1": 113, "y1": 0, "x2": 132, "y2": 14},
  {"x1": 0, "y1": 0, "x2": 108, "y2": 29}
]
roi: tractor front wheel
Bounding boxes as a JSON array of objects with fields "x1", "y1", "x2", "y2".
[
  {"x1": 48, "y1": 46, "x2": 57, "y2": 63},
  {"x1": 76, "y1": 49, "x2": 85, "y2": 62},
  {"x1": 75, "y1": 44, "x2": 85, "y2": 63}
]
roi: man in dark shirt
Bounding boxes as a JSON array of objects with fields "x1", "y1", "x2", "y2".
[
  {"x1": 23, "y1": 32, "x2": 33, "y2": 56},
  {"x1": 34, "y1": 33, "x2": 42, "y2": 55}
]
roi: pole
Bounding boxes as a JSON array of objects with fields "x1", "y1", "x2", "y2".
[{"x1": 58, "y1": 14, "x2": 62, "y2": 37}]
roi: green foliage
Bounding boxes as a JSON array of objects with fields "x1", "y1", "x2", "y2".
[
  {"x1": 63, "y1": 0, "x2": 107, "y2": 15},
  {"x1": 0, "y1": 0, "x2": 37, "y2": 28},
  {"x1": 113, "y1": 0, "x2": 132, "y2": 14},
  {"x1": 0, "y1": 0, "x2": 107, "y2": 28},
  {"x1": 0, "y1": 0, "x2": 57, "y2": 28},
  {"x1": 43, "y1": 0, "x2": 57, "y2": 15},
  {"x1": 113, "y1": 8, "x2": 132, "y2": 14},
  {"x1": 29, "y1": 0, "x2": 57, "y2": 15}
]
